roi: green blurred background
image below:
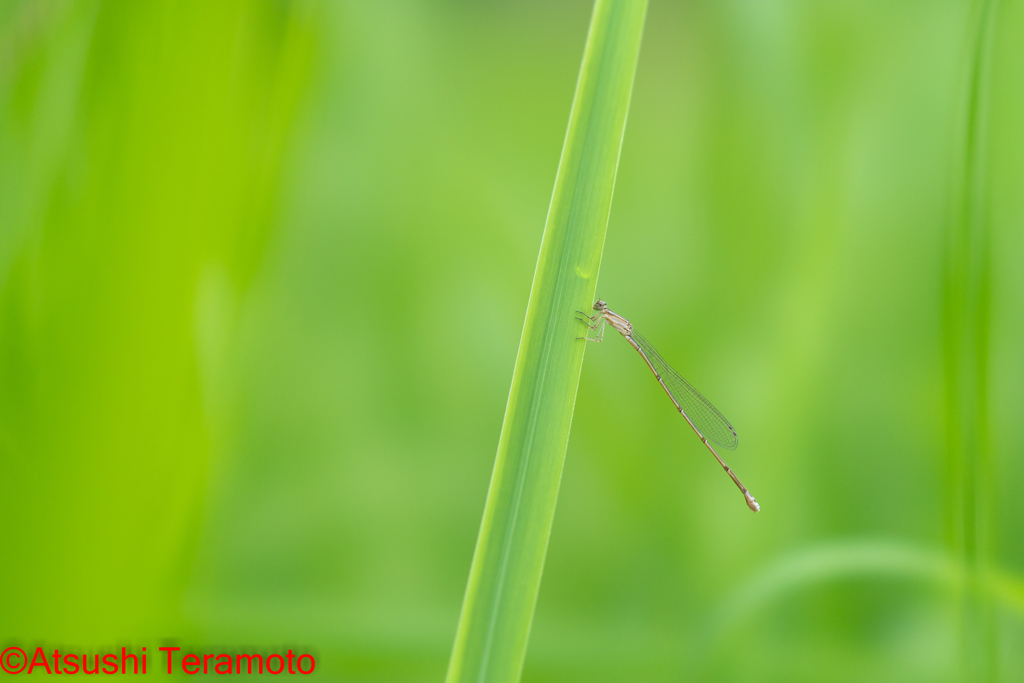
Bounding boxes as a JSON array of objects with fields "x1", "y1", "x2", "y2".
[{"x1": 2, "y1": 1, "x2": 1024, "y2": 681}]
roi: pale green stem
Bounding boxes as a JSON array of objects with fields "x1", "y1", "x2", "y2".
[{"x1": 944, "y1": 0, "x2": 999, "y2": 681}]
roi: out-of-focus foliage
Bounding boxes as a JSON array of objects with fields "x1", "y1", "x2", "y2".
[
  {"x1": 0, "y1": 0, "x2": 315, "y2": 641},
  {"x1": 2, "y1": 1, "x2": 1024, "y2": 682}
]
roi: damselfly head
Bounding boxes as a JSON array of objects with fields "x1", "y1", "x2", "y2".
[{"x1": 593, "y1": 300, "x2": 608, "y2": 311}]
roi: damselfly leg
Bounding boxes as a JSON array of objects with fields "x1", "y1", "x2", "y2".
[{"x1": 575, "y1": 312, "x2": 606, "y2": 342}]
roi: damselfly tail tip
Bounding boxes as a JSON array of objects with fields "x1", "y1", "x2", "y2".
[{"x1": 745, "y1": 491, "x2": 760, "y2": 513}]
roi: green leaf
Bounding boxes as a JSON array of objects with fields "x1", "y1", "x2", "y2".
[
  {"x1": 445, "y1": 1, "x2": 648, "y2": 682},
  {"x1": 944, "y1": 0, "x2": 1000, "y2": 679}
]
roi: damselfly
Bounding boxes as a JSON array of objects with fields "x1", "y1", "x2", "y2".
[{"x1": 577, "y1": 300, "x2": 759, "y2": 512}]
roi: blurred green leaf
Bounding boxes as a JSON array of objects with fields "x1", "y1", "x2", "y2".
[{"x1": 0, "y1": 0, "x2": 315, "y2": 642}]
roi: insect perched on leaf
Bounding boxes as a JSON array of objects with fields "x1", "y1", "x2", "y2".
[{"x1": 578, "y1": 300, "x2": 759, "y2": 512}]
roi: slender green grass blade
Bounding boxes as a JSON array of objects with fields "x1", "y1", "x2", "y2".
[
  {"x1": 445, "y1": 1, "x2": 647, "y2": 681},
  {"x1": 944, "y1": 0, "x2": 999, "y2": 680}
]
